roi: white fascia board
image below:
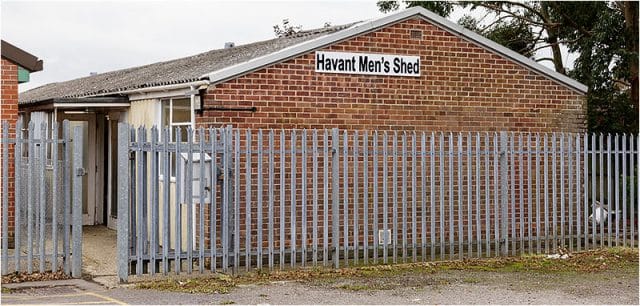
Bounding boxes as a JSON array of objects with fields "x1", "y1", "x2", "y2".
[
  {"x1": 52, "y1": 102, "x2": 130, "y2": 108},
  {"x1": 201, "y1": 6, "x2": 587, "y2": 95}
]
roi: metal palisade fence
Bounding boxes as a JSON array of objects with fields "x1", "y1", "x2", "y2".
[
  {"x1": 1, "y1": 119, "x2": 84, "y2": 277},
  {"x1": 117, "y1": 125, "x2": 638, "y2": 282}
]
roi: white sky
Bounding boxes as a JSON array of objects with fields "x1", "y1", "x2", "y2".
[{"x1": 1, "y1": 0, "x2": 572, "y2": 93}]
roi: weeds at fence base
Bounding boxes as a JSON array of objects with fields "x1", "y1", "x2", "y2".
[
  {"x1": 135, "y1": 247, "x2": 638, "y2": 293},
  {"x1": 1, "y1": 271, "x2": 71, "y2": 284}
]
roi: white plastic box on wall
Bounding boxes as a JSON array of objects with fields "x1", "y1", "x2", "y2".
[{"x1": 178, "y1": 152, "x2": 212, "y2": 205}]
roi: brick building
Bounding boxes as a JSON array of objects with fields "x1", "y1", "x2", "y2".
[
  {"x1": 1, "y1": 40, "x2": 43, "y2": 244},
  {"x1": 17, "y1": 7, "x2": 586, "y2": 245}
]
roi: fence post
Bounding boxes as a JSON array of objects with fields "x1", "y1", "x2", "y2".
[
  {"x1": 500, "y1": 131, "x2": 509, "y2": 256},
  {"x1": 71, "y1": 126, "x2": 83, "y2": 278},
  {"x1": 2, "y1": 121, "x2": 8, "y2": 275},
  {"x1": 331, "y1": 128, "x2": 339, "y2": 269},
  {"x1": 117, "y1": 123, "x2": 130, "y2": 283}
]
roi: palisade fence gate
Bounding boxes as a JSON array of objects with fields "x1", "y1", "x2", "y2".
[
  {"x1": 1, "y1": 119, "x2": 84, "y2": 277},
  {"x1": 117, "y1": 123, "x2": 639, "y2": 282}
]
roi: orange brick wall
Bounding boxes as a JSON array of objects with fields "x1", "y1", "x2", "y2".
[
  {"x1": 198, "y1": 17, "x2": 585, "y2": 132},
  {"x1": 1, "y1": 58, "x2": 19, "y2": 245},
  {"x1": 192, "y1": 17, "x2": 587, "y2": 262}
]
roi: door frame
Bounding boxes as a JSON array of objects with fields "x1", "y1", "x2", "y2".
[{"x1": 58, "y1": 113, "x2": 98, "y2": 225}]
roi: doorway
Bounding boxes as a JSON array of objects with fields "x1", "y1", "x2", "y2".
[{"x1": 57, "y1": 112, "x2": 106, "y2": 226}]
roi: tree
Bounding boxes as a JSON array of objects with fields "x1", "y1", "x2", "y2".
[{"x1": 377, "y1": 1, "x2": 639, "y2": 133}]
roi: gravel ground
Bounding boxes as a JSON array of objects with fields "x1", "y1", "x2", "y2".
[{"x1": 3, "y1": 257, "x2": 638, "y2": 305}]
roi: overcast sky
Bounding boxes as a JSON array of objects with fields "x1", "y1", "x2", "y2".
[{"x1": 1, "y1": 0, "x2": 567, "y2": 94}]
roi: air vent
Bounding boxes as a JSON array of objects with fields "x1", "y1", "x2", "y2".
[
  {"x1": 378, "y1": 229, "x2": 392, "y2": 245},
  {"x1": 410, "y1": 30, "x2": 422, "y2": 39}
]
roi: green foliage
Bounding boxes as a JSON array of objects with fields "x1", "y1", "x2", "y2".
[{"x1": 377, "y1": 1, "x2": 454, "y2": 17}]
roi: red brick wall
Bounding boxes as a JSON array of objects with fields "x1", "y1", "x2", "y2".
[
  {"x1": 198, "y1": 18, "x2": 585, "y2": 132},
  {"x1": 1, "y1": 58, "x2": 19, "y2": 245},
  {"x1": 192, "y1": 17, "x2": 588, "y2": 264}
]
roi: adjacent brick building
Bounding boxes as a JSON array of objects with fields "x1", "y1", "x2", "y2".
[{"x1": 1, "y1": 40, "x2": 43, "y2": 245}]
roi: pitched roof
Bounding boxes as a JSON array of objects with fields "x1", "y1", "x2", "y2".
[
  {"x1": 19, "y1": 23, "x2": 357, "y2": 104},
  {"x1": 20, "y1": 7, "x2": 588, "y2": 105},
  {"x1": 1, "y1": 40, "x2": 43, "y2": 72},
  {"x1": 203, "y1": 7, "x2": 587, "y2": 94}
]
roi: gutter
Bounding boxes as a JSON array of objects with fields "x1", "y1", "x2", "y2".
[{"x1": 82, "y1": 79, "x2": 211, "y2": 97}]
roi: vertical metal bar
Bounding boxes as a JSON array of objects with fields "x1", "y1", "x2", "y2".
[
  {"x1": 430, "y1": 132, "x2": 436, "y2": 261},
  {"x1": 412, "y1": 132, "x2": 417, "y2": 262},
  {"x1": 449, "y1": 133, "x2": 454, "y2": 259},
  {"x1": 39, "y1": 122, "x2": 46, "y2": 273},
  {"x1": 257, "y1": 130, "x2": 263, "y2": 269},
  {"x1": 535, "y1": 133, "x2": 543, "y2": 254},
  {"x1": 71, "y1": 126, "x2": 83, "y2": 278},
  {"x1": 483, "y1": 132, "x2": 489, "y2": 257},
  {"x1": 527, "y1": 134, "x2": 532, "y2": 253},
  {"x1": 373, "y1": 131, "x2": 379, "y2": 263},
  {"x1": 383, "y1": 131, "x2": 389, "y2": 264},
  {"x1": 510, "y1": 133, "x2": 516, "y2": 256},
  {"x1": 551, "y1": 133, "x2": 557, "y2": 253},
  {"x1": 280, "y1": 130, "x2": 285, "y2": 270},
  {"x1": 62, "y1": 120, "x2": 70, "y2": 274},
  {"x1": 117, "y1": 123, "x2": 130, "y2": 282},
  {"x1": 342, "y1": 131, "x2": 348, "y2": 266},
  {"x1": 599, "y1": 134, "x2": 604, "y2": 247},
  {"x1": 1, "y1": 121, "x2": 9, "y2": 274},
  {"x1": 560, "y1": 133, "x2": 565, "y2": 251},
  {"x1": 592, "y1": 134, "x2": 598, "y2": 248},
  {"x1": 614, "y1": 134, "x2": 620, "y2": 246},
  {"x1": 331, "y1": 128, "x2": 340, "y2": 268},
  {"x1": 51, "y1": 122, "x2": 59, "y2": 272},
  {"x1": 576, "y1": 134, "x2": 581, "y2": 251},
  {"x1": 233, "y1": 129, "x2": 240, "y2": 273},
  {"x1": 151, "y1": 127, "x2": 160, "y2": 275},
  {"x1": 420, "y1": 132, "x2": 427, "y2": 262},
  {"x1": 363, "y1": 131, "x2": 369, "y2": 264},
  {"x1": 353, "y1": 131, "x2": 359, "y2": 265},
  {"x1": 499, "y1": 132, "x2": 508, "y2": 256},
  {"x1": 457, "y1": 133, "x2": 463, "y2": 259},
  {"x1": 632, "y1": 134, "x2": 637, "y2": 248},
  {"x1": 622, "y1": 134, "x2": 627, "y2": 246},
  {"x1": 584, "y1": 133, "x2": 589, "y2": 250},
  {"x1": 323, "y1": 130, "x2": 329, "y2": 267},
  {"x1": 312, "y1": 130, "x2": 318, "y2": 266},
  {"x1": 268, "y1": 130, "x2": 275, "y2": 270},
  {"x1": 163, "y1": 127, "x2": 170, "y2": 274},
  {"x1": 467, "y1": 133, "x2": 473, "y2": 258},
  {"x1": 518, "y1": 134, "x2": 524, "y2": 254},
  {"x1": 606, "y1": 134, "x2": 612, "y2": 247},
  {"x1": 301, "y1": 130, "x2": 308, "y2": 267},
  {"x1": 476, "y1": 133, "x2": 481, "y2": 257},
  {"x1": 494, "y1": 133, "x2": 499, "y2": 256},
  {"x1": 245, "y1": 130, "x2": 252, "y2": 271},
  {"x1": 27, "y1": 121, "x2": 34, "y2": 274},
  {"x1": 568, "y1": 134, "x2": 573, "y2": 252},
  {"x1": 210, "y1": 128, "x2": 218, "y2": 272},
  {"x1": 14, "y1": 119, "x2": 23, "y2": 273},
  {"x1": 291, "y1": 130, "x2": 297, "y2": 268},
  {"x1": 543, "y1": 134, "x2": 549, "y2": 253},
  {"x1": 174, "y1": 128, "x2": 183, "y2": 274},
  {"x1": 136, "y1": 128, "x2": 145, "y2": 276},
  {"x1": 401, "y1": 132, "x2": 407, "y2": 262},
  {"x1": 393, "y1": 131, "x2": 399, "y2": 263}
]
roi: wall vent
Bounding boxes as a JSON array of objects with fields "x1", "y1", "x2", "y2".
[
  {"x1": 378, "y1": 229, "x2": 392, "y2": 245},
  {"x1": 410, "y1": 29, "x2": 422, "y2": 39}
]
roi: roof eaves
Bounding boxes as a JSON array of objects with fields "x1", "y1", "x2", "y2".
[
  {"x1": 202, "y1": 7, "x2": 587, "y2": 95},
  {"x1": 1, "y1": 40, "x2": 43, "y2": 72}
]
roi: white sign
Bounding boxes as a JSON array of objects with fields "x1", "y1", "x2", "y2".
[{"x1": 315, "y1": 51, "x2": 420, "y2": 77}]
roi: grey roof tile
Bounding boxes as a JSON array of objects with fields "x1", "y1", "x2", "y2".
[{"x1": 19, "y1": 23, "x2": 355, "y2": 104}]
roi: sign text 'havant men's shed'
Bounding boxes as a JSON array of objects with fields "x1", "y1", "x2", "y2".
[{"x1": 315, "y1": 51, "x2": 420, "y2": 77}]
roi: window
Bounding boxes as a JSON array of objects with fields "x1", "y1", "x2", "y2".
[{"x1": 161, "y1": 97, "x2": 193, "y2": 177}]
